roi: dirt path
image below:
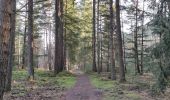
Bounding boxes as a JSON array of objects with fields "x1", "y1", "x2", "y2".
[{"x1": 62, "y1": 74, "x2": 102, "y2": 100}]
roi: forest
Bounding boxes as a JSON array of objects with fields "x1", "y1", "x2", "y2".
[{"x1": 1, "y1": 0, "x2": 170, "y2": 100}]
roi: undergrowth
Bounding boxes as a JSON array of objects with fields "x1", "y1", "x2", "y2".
[
  {"x1": 11, "y1": 69, "x2": 76, "y2": 97},
  {"x1": 88, "y1": 72, "x2": 153, "y2": 100}
]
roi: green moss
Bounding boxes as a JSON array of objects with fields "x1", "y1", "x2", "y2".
[
  {"x1": 126, "y1": 93, "x2": 141, "y2": 100},
  {"x1": 89, "y1": 73, "x2": 118, "y2": 89},
  {"x1": 35, "y1": 70, "x2": 76, "y2": 89},
  {"x1": 12, "y1": 70, "x2": 27, "y2": 80},
  {"x1": 11, "y1": 70, "x2": 76, "y2": 98},
  {"x1": 12, "y1": 70, "x2": 76, "y2": 89},
  {"x1": 88, "y1": 73, "x2": 149, "y2": 100}
]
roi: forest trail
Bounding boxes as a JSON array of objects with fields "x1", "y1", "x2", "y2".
[{"x1": 62, "y1": 70, "x2": 102, "y2": 100}]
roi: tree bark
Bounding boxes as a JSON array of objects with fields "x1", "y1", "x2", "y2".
[
  {"x1": 5, "y1": 0, "x2": 16, "y2": 92},
  {"x1": 22, "y1": 5, "x2": 27, "y2": 69},
  {"x1": 110, "y1": 0, "x2": 116, "y2": 80},
  {"x1": 59, "y1": 0, "x2": 64, "y2": 72},
  {"x1": 0, "y1": 0, "x2": 12, "y2": 99},
  {"x1": 63, "y1": 0, "x2": 67, "y2": 70},
  {"x1": 92, "y1": 0, "x2": 97, "y2": 72},
  {"x1": 27, "y1": 0, "x2": 34, "y2": 79},
  {"x1": 116, "y1": 0, "x2": 126, "y2": 82},
  {"x1": 97, "y1": 0, "x2": 101, "y2": 74},
  {"x1": 54, "y1": 0, "x2": 60, "y2": 75},
  {"x1": 134, "y1": 0, "x2": 140, "y2": 74},
  {"x1": 48, "y1": 24, "x2": 52, "y2": 70},
  {"x1": 140, "y1": 0, "x2": 145, "y2": 75}
]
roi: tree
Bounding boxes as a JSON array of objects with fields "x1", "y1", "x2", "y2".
[
  {"x1": 109, "y1": 0, "x2": 116, "y2": 80},
  {"x1": 150, "y1": 0, "x2": 170, "y2": 93},
  {"x1": 140, "y1": 0, "x2": 145, "y2": 74},
  {"x1": 0, "y1": 0, "x2": 12, "y2": 99},
  {"x1": 5, "y1": 0, "x2": 16, "y2": 92},
  {"x1": 54, "y1": 0, "x2": 64, "y2": 74},
  {"x1": 22, "y1": 2, "x2": 28, "y2": 69},
  {"x1": 27, "y1": 0, "x2": 34, "y2": 79},
  {"x1": 92, "y1": 0, "x2": 97, "y2": 72},
  {"x1": 115, "y1": 0, "x2": 126, "y2": 82},
  {"x1": 96, "y1": 0, "x2": 101, "y2": 74},
  {"x1": 59, "y1": 0, "x2": 64, "y2": 72},
  {"x1": 134, "y1": 0, "x2": 140, "y2": 74}
]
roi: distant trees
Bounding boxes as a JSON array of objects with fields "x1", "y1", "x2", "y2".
[
  {"x1": 3, "y1": 0, "x2": 170, "y2": 98},
  {"x1": 91, "y1": 0, "x2": 126, "y2": 81}
]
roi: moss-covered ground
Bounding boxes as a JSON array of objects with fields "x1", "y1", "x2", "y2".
[
  {"x1": 4, "y1": 69, "x2": 76, "y2": 100},
  {"x1": 88, "y1": 72, "x2": 156, "y2": 100}
]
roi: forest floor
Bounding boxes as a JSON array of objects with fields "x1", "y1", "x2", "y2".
[
  {"x1": 4, "y1": 69, "x2": 170, "y2": 100},
  {"x1": 88, "y1": 72, "x2": 170, "y2": 100},
  {"x1": 61, "y1": 70, "x2": 102, "y2": 100},
  {"x1": 4, "y1": 70, "x2": 76, "y2": 100}
]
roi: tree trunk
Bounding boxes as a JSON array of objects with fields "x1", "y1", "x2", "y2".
[
  {"x1": 110, "y1": 0, "x2": 116, "y2": 80},
  {"x1": 0, "y1": 0, "x2": 12, "y2": 99},
  {"x1": 122, "y1": 28, "x2": 127, "y2": 73},
  {"x1": 100, "y1": 36, "x2": 103, "y2": 72},
  {"x1": 63, "y1": 0, "x2": 67, "y2": 70},
  {"x1": 5, "y1": 0, "x2": 16, "y2": 92},
  {"x1": 121, "y1": 14, "x2": 127, "y2": 73},
  {"x1": 17, "y1": 33, "x2": 21, "y2": 68},
  {"x1": 54, "y1": 0, "x2": 60, "y2": 75},
  {"x1": 134, "y1": 0, "x2": 140, "y2": 74},
  {"x1": 92, "y1": 0, "x2": 97, "y2": 72},
  {"x1": 48, "y1": 24, "x2": 52, "y2": 70},
  {"x1": 140, "y1": 0, "x2": 145, "y2": 75},
  {"x1": 27, "y1": 0, "x2": 34, "y2": 80},
  {"x1": 22, "y1": 8, "x2": 27, "y2": 69},
  {"x1": 107, "y1": 39, "x2": 110, "y2": 72},
  {"x1": 97, "y1": 0, "x2": 101, "y2": 74},
  {"x1": 115, "y1": 0, "x2": 126, "y2": 82},
  {"x1": 59, "y1": 0, "x2": 64, "y2": 72}
]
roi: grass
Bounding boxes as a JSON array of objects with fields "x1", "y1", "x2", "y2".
[
  {"x1": 12, "y1": 70, "x2": 28, "y2": 80},
  {"x1": 125, "y1": 93, "x2": 141, "y2": 100},
  {"x1": 11, "y1": 69, "x2": 76, "y2": 97},
  {"x1": 88, "y1": 72, "x2": 148, "y2": 100},
  {"x1": 89, "y1": 73, "x2": 118, "y2": 90}
]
